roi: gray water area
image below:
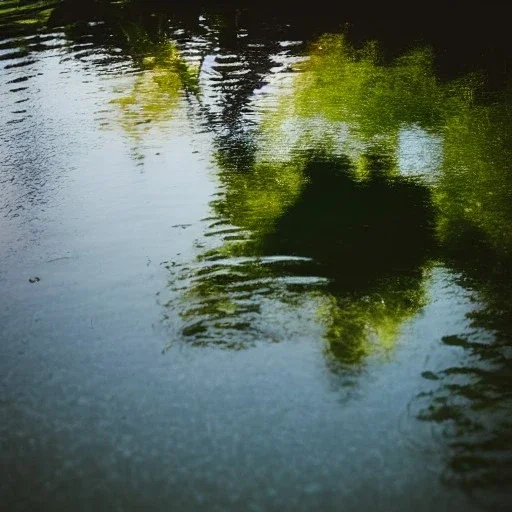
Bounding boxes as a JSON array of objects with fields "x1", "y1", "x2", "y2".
[{"x1": 1, "y1": 3, "x2": 511, "y2": 511}]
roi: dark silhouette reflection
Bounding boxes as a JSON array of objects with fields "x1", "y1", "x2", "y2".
[
  {"x1": 262, "y1": 151, "x2": 437, "y2": 362},
  {"x1": 166, "y1": 149, "x2": 436, "y2": 365},
  {"x1": 264, "y1": 151, "x2": 435, "y2": 288}
]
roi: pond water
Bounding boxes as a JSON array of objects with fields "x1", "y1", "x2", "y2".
[{"x1": 1, "y1": 2, "x2": 511, "y2": 511}]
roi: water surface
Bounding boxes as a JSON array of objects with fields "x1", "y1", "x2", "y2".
[{"x1": 1, "y1": 2, "x2": 511, "y2": 511}]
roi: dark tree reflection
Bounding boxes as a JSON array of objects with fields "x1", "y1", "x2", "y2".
[{"x1": 166, "y1": 147, "x2": 436, "y2": 366}]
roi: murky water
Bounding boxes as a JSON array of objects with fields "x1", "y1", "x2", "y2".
[{"x1": 1, "y1": 2, "x2": 511, "y2": 511}]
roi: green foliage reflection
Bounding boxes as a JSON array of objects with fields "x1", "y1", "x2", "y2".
[
  {"x1": 180, "y1": 33, "x2": 512, "y2": 367},
  {"x1": 110, "y1": 24, "x2": 199, "y2": 139},
  {"x1": 261, "y1": 34, "x2": 512, "y2": 259},
  {"x1": 175, "y1": 147, "x2": 436, "y2": 363},
  {"x1": 438, "y1": 91, "x2": 512, "y2": 261}
]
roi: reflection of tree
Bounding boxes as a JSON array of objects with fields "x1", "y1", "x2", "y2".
[
  {"x1": 167, "y1": 33, "x2": 512, "y2": 495},
  {"x1": 274, "y1": 35, "x2": 512, "y2": 497},
  {"x1": 255, "y1": 39, "x2": 512, "y2": 489},
  {"x1": 47, "y1": 2, "x2": 284, "y2": 162},
  {"x1": 295, "y1": 35, "x2": 442, "y2": 132},
  {"x1": 168, "y1": 148, "x2": 436, "y2": 364},
  {"x1": 260, "y1": 34, "x2": 512, "y2": 260},
  {"x1": 109, "y1": 24, "x2": 199, "y2": 140},
  {"x1": 259, "y1": 34, "x2": 457, "y2": 174},
  {"x1": 437, "y1": 88, "x2": 512, "y2": 260},
  {"x1": 173, "y1": 37, "x2": 447, "y2": 361},
  {"x1": 262, "y1": 152, "x2": 435, "y2": 362}
]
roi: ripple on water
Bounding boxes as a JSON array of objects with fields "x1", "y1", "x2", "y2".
[{"x1": 161, "y1": 212, "x2": 328, "y2": 351}]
